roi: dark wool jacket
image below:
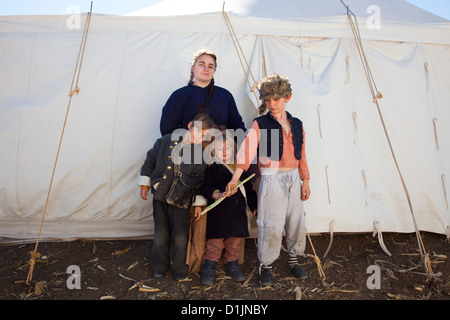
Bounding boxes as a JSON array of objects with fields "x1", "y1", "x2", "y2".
[
  {"x1": 159, "y1": 83, "x2": 246, "y2": 135},
  {"x1": 255, "y1": 111, "x2": 303, "y2": 161},
  {"x1": 140, "y1": 134, "x2": 207, "y2": 204},
  {"x1": 201, "y1": 163, "x2": 257, "y2": 239}
]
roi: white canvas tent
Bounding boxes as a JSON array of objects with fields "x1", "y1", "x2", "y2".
[{"x1": 0, "y1": 0, "x2": 449, "y2": 244}]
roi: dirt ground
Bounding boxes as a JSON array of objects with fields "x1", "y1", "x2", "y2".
[{"x1": 0, "y1": 232, "x2": 448, "y2": 304}]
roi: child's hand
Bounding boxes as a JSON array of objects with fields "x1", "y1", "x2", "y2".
[
  {"x1": 225, "y1": 168, "x2": 244, "y2": 196},
  {"x1": 194, "y1": 206, "x2": 203, "y2": 220},
  {"x1": 301, "y1": 179, "x2": 311, "y2": 201},
  {"x1": 225, "y1": 180, "x2": 238, "y2": 196},
  {"x1": 252, "y1": 209, "x2": 257, "y2": 216},
  {"x1": 212, "y1": 190, "x2": 226, "y2": 201},
  {"x1": 140, "y1": 187, "x2": 149, "y2": 200}
]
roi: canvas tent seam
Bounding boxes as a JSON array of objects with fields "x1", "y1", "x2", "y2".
[
  {"x1": 14, "y1": 33, "x2": 37, "y2": 217},
  {"x1": 344, "y1": 48, "x2": 387, "y2": 255},
  {"x1": 423, "y1": 57, "x2": 448, "y2": 214},
  {"x1": 108, "y1": 31, "x2": 130, "y2": 219}
]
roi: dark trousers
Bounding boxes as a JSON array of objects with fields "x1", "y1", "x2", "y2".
[{"x1": 152, "y1": 199, "x2": 191, "y2": 276}]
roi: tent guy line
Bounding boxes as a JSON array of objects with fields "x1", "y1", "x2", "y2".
[
  {"x1": 344, "y1": 3, "x2": 433, "y2": 279},
  {"x1": 25, "y1": 2, "x2": 94, "y2": 285},
  {"x1": 340, "y1": 0, "x2": 434, "y2": 280}
]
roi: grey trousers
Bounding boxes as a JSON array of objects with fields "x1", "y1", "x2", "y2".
[{"x1": 257, "y1": 169, "x2": 306, "y2": 266}]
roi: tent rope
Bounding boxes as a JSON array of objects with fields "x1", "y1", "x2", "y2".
[
  {"x1": 222, "y1": 7, "x2": 260, "y2": 107},
  {"x1": 26, "y1": 3, "x2": 93, "y2": 285},
  {"x1": 281, "y1": 227, "x2": 326, "y2": 280},
  {"x1": 306, "y1": 228, "x2": 326, "y2": 280},
  {"x1": 343, "y1": 3, "x2": 434, "y2": 280}
]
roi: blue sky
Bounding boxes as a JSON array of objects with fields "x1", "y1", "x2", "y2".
[{"x1": 1, "y1": 0, "x2": 449, "y2": 20}]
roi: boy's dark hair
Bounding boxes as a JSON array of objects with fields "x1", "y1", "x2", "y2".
[{"x1": 191, "y1": 113, "x2": 215, "y2": 130}]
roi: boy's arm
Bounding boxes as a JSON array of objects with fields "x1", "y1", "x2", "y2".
[
  {"x1": 298, "y1": 128, "x2": 310, "y2": 181},
  {"x1": 192, "y1": 163, "x2": 208, "y2": 208},
  {"x1": 235, "y1": 120, "x2": 260, "y2": 173},
  {"x1": 227, "y1": 120, "x2": 260, "y2": 195},
  {"x1": 298, "y1": 128, "x2": 311, "y2": 201},
  {"x1": 193, "y1": 166, "x2": 208, "y2": 220},
  {"x1": 138, "y1": 138, "x2": 162, "y2": 199}
]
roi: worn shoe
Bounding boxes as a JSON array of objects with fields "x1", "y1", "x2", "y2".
[
  {"x1": 259, "y1": 265, "x2": 273, "y2": 286},
  {"x1": 174, "y1": 272, "x2": 188, "y2": 281},
  {"x1": 226, "y1": 259, "x2": 246, "y2": 283},
  {"x1": 202, "y1": 260, "x2": 217, "y2": 286},
  {"x1": 289, "y1": 264, "x2": 308, "y2": 280},
  {"x1": 152, "y1": 269, "x2": 167, "y2": 278}
]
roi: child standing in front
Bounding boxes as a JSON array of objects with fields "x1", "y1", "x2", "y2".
[
  {"x1": 195, "y1": 133, "x2": 257, "y2": 286},
  {"x1": 226, "y1": 74, "x2": 311, "y2": 286},
  {"x1": 139, "y1": 113, "x2": 214, "y2": 281}
]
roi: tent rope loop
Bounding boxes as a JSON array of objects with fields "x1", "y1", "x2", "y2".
[
  {"x1": 26, "y1": 3, "x2": 93, "y2": 285},
  {"x1": 373, "y1": 221, "x2": 392, "y2": 257},
  {"x1": 323, "y1": 220, "x2": 335, "y2": 258},
  {"x1": 69, "y1": 86, "x2": 80, "y2": 97},
  {"x1": 250, "y1": 81, "x2": 259, "y2": 93}
]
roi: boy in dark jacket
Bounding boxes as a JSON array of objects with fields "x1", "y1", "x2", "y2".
[{"x1": 139, "y1": 113, "x2": 214, "y2": 281}]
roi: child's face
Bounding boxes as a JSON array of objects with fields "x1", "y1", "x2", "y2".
[
  {"x1": 264, "y1": 95, "x2": 291, "y2": 114},
  {"x1": 188, "y1": 125, "x2": 206, "y2": 144},
  {"x1": 215, "y1": 141, "x2": 234, "y2": 164}
]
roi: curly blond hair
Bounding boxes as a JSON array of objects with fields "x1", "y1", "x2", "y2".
[{"x1": 257, "y1": 74, "x2": 292, "y2": 114}]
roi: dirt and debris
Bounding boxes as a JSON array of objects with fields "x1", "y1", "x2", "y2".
[{"x1": 0, "y1": 232, "x2": 448, "y2": 301}]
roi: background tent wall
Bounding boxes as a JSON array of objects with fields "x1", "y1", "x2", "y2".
[{"x1": 0, "y1": 10, "x2": 449, "y2": 241}]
